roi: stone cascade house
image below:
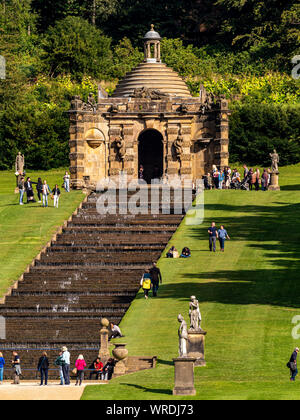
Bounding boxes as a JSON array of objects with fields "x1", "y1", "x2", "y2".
[{"x1": 69, "y1": 25, "x2": 230, "y2": 189}]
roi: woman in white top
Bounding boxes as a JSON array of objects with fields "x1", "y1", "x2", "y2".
[
  {"x1": 42, "y1": 181, "x2": 51, "y2": 208},
  {"x1": 64, "y1": 172, "x2": 70, "y2": 193}
]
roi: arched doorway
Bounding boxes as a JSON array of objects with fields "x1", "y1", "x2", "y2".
[{"x1": 138, "y1": 129, "x2": 164, "y2": 184}]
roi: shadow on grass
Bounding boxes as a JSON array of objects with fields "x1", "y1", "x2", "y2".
[
  {"x1": 157, "y1": 358, "x2": 173, "y2": 366},
  {"x1": 120, "y1": 383, "x2": 172, "y2": 396},
  {"x1": 280, "y1": 185, "x2": 300, "y2": 191}
]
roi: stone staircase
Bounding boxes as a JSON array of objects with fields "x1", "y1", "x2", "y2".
[{"x1": 0, "y1": 188, "x2": 186, "y2": 379}]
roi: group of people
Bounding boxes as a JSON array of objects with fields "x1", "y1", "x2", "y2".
[
  {"x1": 166, "y1": 246, "x2": 191, "y2": 259},
  {"x1": 0, "y1": 347, "x2": 116, "y2": 386},
  {"x1": 18, "y1": 171, "x2": 70, "y2": 207},
  {"x1": 204, "y1": 164, "x2": 272, "y2": 191}
]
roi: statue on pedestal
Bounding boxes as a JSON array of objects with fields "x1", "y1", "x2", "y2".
[
  {"x1": 270, "y1": 149, "x2": 279, "y2": 172},
  {"x1": 178, "y1": 314, "x2": 188, "y2": 357},
  {"x1": 189, "y1": 296, "x2": 202, "y2": 331}
]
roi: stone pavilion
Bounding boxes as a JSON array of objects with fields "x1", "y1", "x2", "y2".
[{"x1": 68, "y1": 25, "x2": 230, "y2": 189}]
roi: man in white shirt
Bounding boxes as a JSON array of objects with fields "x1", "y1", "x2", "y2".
[
  {"x1": 61, "y1": 346, "x2": 71, "y2": 385},
  {"x1": 110, "y1": 323, "x2": 123, "y2": 339}
]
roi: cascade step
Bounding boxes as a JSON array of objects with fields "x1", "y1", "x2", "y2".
[{"x1": 1, "y1": 189, "x2": 182, "y2": 377}]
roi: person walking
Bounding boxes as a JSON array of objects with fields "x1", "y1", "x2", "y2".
[
  {"x1": 11, "y1": 351, "x2": 21, "y2": 384},
  {"x1": 42, "y1": 180, "x2": 51, "y2": 208},
  {"x1": 243, "y1": 164, "x2": 249, "y2": 180},
  {"x1": 140, "y1": 270, "x2": 152, "y2": 299},
  {"x1": 18, "y1": 176, "x2": 25, "y2": 205},
  {"x1": 75, "y1": 355, "x2": 86, "y2": 386},
  {"x1": 149, "y1": 262, "x2": 162, "y2": 297},
  {"x1": 63, "y1": 172, "x2": 70, "y2": 193},
  {"x1": 37, "y1": 352, "x2": 50, "y2": 386},
  {"x1": 24, "y1": 177, "x2": 36, "y2": 203},
  {"x1": 261, "y1": 169, "x2": 269, "y2": 191},
  {"x1": 208, "y1": 222, "x2": 218, "y2": 252},
  {"x1": 61, "y1": 346, "x2": 71, "y2": 385},
  {"x1": 212, "y1": 168, "x2": 219, "y2": 189},
  {"x1": 218, "y1": 225, "x2": 230, "y2": 252},
  {"x1": 255, "y1": 168, "x2": 261, "y2": 191},
  {"x1": 36, "y1": 178, "x2": 43, "y2": 203},
  {"x1": 289, "y1": 347, "x2": 299, "y2": 381},
  {"x1": 0, "y1": 352, "x2": 5, "y2": 384},
  {"x1": 54, "y1": 351, "x2": 65, "y2": 385},
  {"x1": 52, "y1": 184, "x2": 61, "y2": 209}
]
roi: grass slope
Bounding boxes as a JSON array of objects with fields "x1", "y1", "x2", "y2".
[
  {"x1": 0, "y1": 170, "x2": 83, "y2": 297},
  {"x1": 82, "y1": 164, "x2": 300, "y2": 400}
]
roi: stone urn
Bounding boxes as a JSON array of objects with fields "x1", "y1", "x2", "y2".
[{"x1": 112, "y1": 343, "x2": 128, "y2": 375}]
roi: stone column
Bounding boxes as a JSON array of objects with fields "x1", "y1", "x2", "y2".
[
  {"x1": 173, "y1": 357, "x2": 197, "y2": 396},
  {"x1": 187, "y1": 330, "x2": 207, "y2": 366},
  {"x1": 69, "y1": 97, "x2": 85, "y2": 189},
  {"x1": 98, "y1": 318, "x2": 110, "y2": 363}
]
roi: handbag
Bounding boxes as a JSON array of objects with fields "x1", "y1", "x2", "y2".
[
  {"x1": 72, "y1": 367, "x2": 77, "y2": 375},
  {"x1": 288, "y1": 361, "x2": 297, "y2": 371}
]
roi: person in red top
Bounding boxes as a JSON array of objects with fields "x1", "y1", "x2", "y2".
[
  {"x1": 89, "y1": 358, "x2": 103, "y2": 381},
  {"x1": 75, "y1": 355, "x2": 87, "y2": 386}
]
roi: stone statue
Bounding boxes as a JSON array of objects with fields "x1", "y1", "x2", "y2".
[
  {"x1": 15, "y1": 152, "x2": 25, "y2": 175},
  {"x1": 132, "y1": 87, "x2": 169, "y2": 100},
  {"x1": 109, "y1": 104, "x2": 119, "y2": 113},
  {"x1": 116, "y1": 132, "x2": 126, "y2": 161},
  {"x1": 270, "y1": 149, "x2": 279, "y2": 172},
  {"x1": 178, "y1": 314, "x2": 188, "y2": 357},
  {"x1": 178, "y1": 104, "x2": 188, "y2": 114},
  {"x1": 83, "y1": 93, "x2": 97, "y2": 113},
  {"x1": 189, "y1": 296, "x2": 202, "y2": 331},
  {"x1": 173, "y1": 129, "x2": 184, "y2": 161}
]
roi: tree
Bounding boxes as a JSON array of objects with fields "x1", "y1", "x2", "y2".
[{"x1": 41, "y1": 16, "x2": 113, "y2": 80}]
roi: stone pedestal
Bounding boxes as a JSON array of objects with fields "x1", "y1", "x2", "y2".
[
  {"x1": 268, "y1": 172, "x2": 280, "y2": 191},
  {"x1": 173, "y1": 357, "x2": 196, "y2": 396},
  {"x1": 187, "y1": 329, "x2": 207, "y2": 367},
  {"x1": 112, "y1": 343, "x2": 128, "y2": 375},
  {"x1": 98, "y1": 318, "x2": 110, "y2": 363}
]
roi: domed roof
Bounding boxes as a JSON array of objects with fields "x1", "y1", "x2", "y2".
[
  {"x1": 112, "y1": 62, "x2": 191, "y2": 98},
  {"x1": 144, "y1": 24, "x2": 161, "y2": 40}
]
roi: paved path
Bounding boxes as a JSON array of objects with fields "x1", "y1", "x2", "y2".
[{"x1": 0, "y1": 381, "x2": 104, "y2": 400}]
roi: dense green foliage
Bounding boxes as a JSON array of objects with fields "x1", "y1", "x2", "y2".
[
  {"x1": 0, "y1": 0, "x2": 299, "y2": 169},
  {"x1": 230, "y1": 103, "x2": 300, "y2": 167}
]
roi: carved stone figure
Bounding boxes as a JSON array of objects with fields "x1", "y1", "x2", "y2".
[
  {"x1": 132, "y1": 87, "x2": 169, "y2": 100},
  {"x1": 189, "y1": 296, "x2": 202, "y2": 331},
  {"x1": 83, "y1": 93, "x2": 97, "y2": 113},
  {"x1": 270, "y1": 149, "x2": 279, "y2": 172},
  {"x1": 173, "y1": 130, "x2": 184, "y2": 161},
  {"x1": 115, "y1": 132, "x2": 126, "y2": 161},
  {"x1": 178, "y1": 104, "x2": 188, "y2": 114},
  {"x1": 109, "y1": 104, "x2": 119, "y2": 113},
  {"x1": 15, "y1": 152, "x2": 25, "y2": 175},
  {"x1": 178, "y1": 314, "x2": 188, "y2": 357}
]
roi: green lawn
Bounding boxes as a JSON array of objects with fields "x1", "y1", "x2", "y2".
[
  {"x1": 82, "y1": 163, "x2": 300, "y2": 400},
  {"x1": 0, "y1": 169, "x2": 84, "y2": 297}
]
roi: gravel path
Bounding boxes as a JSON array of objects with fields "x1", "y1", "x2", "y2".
[{"x1": 0, "y1": 381, "x2": 104, "y2": 400}]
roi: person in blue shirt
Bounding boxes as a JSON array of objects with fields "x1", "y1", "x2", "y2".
[
  {"x1": 0, "y1": 352, "x2": 5, "y2": 384},
  {"x1": 218, "y1": 225, "x2": 230, "y2": 252}
]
